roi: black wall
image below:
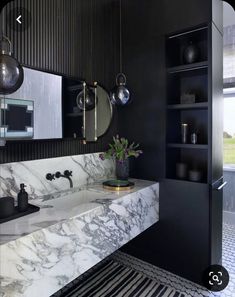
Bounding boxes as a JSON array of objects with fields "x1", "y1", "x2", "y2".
[
  {"x1": 0, "y1": 0, "x2": 119, "y2": 164},
  {"x1": 2, "y1": 0, "x2": 119, "y2": 82},
  {"x1": 119, "y1": 0, "x2": 214, "y2": 181}
]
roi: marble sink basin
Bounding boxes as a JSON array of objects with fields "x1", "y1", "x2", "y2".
[
  {"x1": 0, "y1": 180, "x2": 159, "y2": 297},
  {"x1": 47, "y1": 190, "x2": 112, "y2": 211}
]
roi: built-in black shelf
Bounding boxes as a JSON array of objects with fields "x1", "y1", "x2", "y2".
[
  {"x1": 167, "y1": 102, "x2": 208, "y2": 110},
  {"x1": 165, "y1": 25, "x2": 209, "y2": 184},
  {"x1": 168, "y1": 26, "x2": 208, "y2": 40},
  {"x1": 167, "y1": 61, "x2": 208, "y2": 74},
  {"x1": 161, "y1": 22, "x2": 223, "y2": 286},
  {"x1": 165, "y1": 177, "x2": 207, "y2": 185},
  {"x1": 167, "y1": 143, "x2": 208, "y2": 149}
]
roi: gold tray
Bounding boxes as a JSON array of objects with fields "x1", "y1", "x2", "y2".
[{"x1": 103, "y1": 180, "x2": 135, "y2": 191}]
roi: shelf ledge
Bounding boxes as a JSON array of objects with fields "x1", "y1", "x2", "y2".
[
  {"x1": 167, "y1": 143, "x2": 208, "y2": 149},
  {"x1": 167, "y1": 61, "x2": 208, "y2": 74},
  {"x1": 167, "y1": 102, "x2": 208, "y2": 110}
]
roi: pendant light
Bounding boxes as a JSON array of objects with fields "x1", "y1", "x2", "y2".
[
  {"x1": 0, "y1": 10, "x2": 24, "y2": 95},
  {"x1": 0, "y1": 10, "x2": 23, "y2": 147},
  {"x1": 76, "y1": 0, "x2": 95, "y2": 111},
  {"x1": 76, "y1": 83, "x2": 96, "y2": 111},
  {"x1": 111, "y1": 0, "x2": 131, "y2": 106}
]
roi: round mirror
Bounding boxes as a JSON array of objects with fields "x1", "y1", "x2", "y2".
[
  {"x1": 84, "y1": 85, "x2": 113, "y2": 141},
  {"x1": 63, "y1": 78, "x2": 113, "y2": 141}
]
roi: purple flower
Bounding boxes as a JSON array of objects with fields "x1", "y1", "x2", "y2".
[
  {"x1": 99, "y1": 153, "x2": 105, "y2": 161},
  {"x1": 100, "y1": 136, "x2": 143, "y2": 162}
]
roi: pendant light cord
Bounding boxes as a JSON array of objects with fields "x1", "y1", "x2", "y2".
[
  {"x1": 90, "y1": 0, "x2": 94, "y2": 82},
  {"x1": 0, "y1": 9, "x2": 6, "y2": 144},
  {"x1": 2, "y1": 7, "x2": 6, "y2": 36},
  {"x1": 0, "y1": 7, "x2": 6, "y2": 41},
  {"x1": 119, "y1": 0, "x2": 122, "y2": 74}
]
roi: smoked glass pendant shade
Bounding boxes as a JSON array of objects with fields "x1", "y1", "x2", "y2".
[
  {"x1": 111, "y1": 73, "x2": 130, "y2": 106},
  {"x1": 0, "y1": 36, "x2": 24, "y2": 95},
  {"x1": 76, "y1": 86, "x2": 96, "y2": 111}
]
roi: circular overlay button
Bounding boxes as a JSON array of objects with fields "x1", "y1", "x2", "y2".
[
  {"x1": 202, "y1": 265, "x2": 230, "y2": 292},
  {"x1": 7, "y1": 7, "x2": 32, "y2": 33}
]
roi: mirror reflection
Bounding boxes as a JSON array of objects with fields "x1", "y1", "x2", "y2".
[
  {"x1": 84, "y1": 85, "x2": 113, "y2": 142},
  {"x1": 0, "y1": 67, "x2": 113, "y2": 142},
  {"x1": 63, "y1": 78, "x2": 113, "y2": 141},
  {"x1": 0, "y1": 67, "x2": 62, "y2": 140}
]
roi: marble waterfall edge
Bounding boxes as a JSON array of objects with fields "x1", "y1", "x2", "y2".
[
  {"x1": 0, "y1": 182, "x2": 159, "y2": 297},
  {"x1": 0, "y1": 153, "x2": 115, "y2": 200}
]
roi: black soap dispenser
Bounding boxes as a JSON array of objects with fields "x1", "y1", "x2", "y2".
[{"x1": 17, "y1": 184, "x2": 28, "y2": 212}]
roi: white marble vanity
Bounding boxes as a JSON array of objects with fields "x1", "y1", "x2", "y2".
[{"x1": 0, "y1": 154, "x2": 159, "y2": 297}]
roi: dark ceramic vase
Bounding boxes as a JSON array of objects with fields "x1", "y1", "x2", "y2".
[
  {"x1": 176, "y1": 163, "x2": 188, "y2": 180},
  {"x1": 183, "y1": 42, "x2": 200, "y2": 64},
  {"x1": 116, "y1": 159, "x2": 129, "y2": 180}
]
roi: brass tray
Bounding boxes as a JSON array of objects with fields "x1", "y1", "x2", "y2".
[{"x1": 103, "y1": 180, "x2": 135, "y2": 191}]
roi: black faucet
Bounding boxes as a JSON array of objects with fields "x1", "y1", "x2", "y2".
[
  {"x1": 55, "y1": 170, "x2": 73, "y2": 188},
  {"x1": 46, "y1": 173, "x2": 55, "y2": 181},
  {"x1": 46, "y1": 170, "x2": 73, "y2": 188}
]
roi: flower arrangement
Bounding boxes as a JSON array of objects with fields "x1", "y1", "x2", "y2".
[{"x1": 99, "y1": 135, "x2": 143, "y2": 162}]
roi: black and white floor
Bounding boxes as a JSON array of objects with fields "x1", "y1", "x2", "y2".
[
  {"x1": 54, "y1": 223, "x2": 235, "y2": 297},
  {"x1": 111, "y1": 223, "x2": 235, "y2": 297}
]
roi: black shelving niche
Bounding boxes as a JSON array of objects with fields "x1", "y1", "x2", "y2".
[
  {"x1": 166, "y1": 147, "x2": 208, "y2": 183},
  {"x1": 166, "y1": 109, "x2": 208, "y2": 145},
  {"x1": 166, "y1": 26, "x2": 208, "y2": 68},
  {"x1": 165, "y1": 25, "x2": 209, "y2": 184},
  {"x1": 167, "y1": 67, "x2": 208, "y2": 105}
]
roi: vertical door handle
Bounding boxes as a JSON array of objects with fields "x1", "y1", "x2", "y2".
[{"x1": 216, "y1": 182, "x2": 228, "y2": 191}]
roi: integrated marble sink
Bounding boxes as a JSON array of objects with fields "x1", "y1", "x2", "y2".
[
  {"x1": 0, "y1": 179, "x2": 159, "y2": 297},
  {"x1": 46, "y1": 190, "x2": 112, "y2": 211}
]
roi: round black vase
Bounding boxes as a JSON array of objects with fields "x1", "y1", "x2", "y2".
[
  {"x1": 183, "y1": 42, "x2": 200, "y2": 64},
  {"x1": 116, "y1": 159, "x2": 129, "y2": 180}
]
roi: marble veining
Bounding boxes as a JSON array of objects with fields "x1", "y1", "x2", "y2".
[
  {"x1": 0, "y1": 153, "x2": 115, "y2": 200},
  {"x1": 0, "y1": 180, "x2": 159, "y2": 297}
]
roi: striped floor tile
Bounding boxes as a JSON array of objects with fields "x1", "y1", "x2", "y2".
[
  {"x1": 56, "y1": 260, "x2": 185, "y2": 297},
  {"x1": 112, "y1": 223, "x2": 235, "y2": 297}
]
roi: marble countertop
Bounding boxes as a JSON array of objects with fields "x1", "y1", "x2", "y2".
[
  {"x1": 0, "y1": 179, "x2": 159, "y2": 297},
  {"x1": 0, "y1": 179, "x2": 154, "y2": 245}
]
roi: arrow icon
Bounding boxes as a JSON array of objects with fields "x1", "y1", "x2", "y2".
[{"x1": 16, "y1": 15, "x2": 22, "y2": 24}]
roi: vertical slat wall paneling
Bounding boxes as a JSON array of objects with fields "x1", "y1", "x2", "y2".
[
  {"x1": 0, "y1": 138, "x2": 107, "y2": 163},
  {"x1": 0, "y1": 0, "x2": 119, "y2": 164}
]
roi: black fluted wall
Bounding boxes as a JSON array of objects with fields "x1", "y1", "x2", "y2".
[
  {"x1": 0, "y1": 0, "x2": 119, "y2": 164},
  {"x1": 2, "y1": 0, "x2": 119, "y2": 82},
  {"x1": 0, "y1": 138, "x2": 113, "y2": 163}
]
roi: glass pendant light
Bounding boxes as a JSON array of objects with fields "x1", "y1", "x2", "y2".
[
  {"x1": 76, "y1": 0, "x2": 96, "y2": 112},
  {"x1": 76, "y1": 84, "x2": 95, "y2": 111},
  {"x1": 0, "y1": 10, "x2": 24, "y2": 95},
  {"x1": 111, "y1": 0, "x2": 131, "y2": 106}
]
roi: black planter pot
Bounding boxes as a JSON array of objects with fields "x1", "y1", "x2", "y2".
[{"x1": 116, "y1": 159, "x2": 129, "y2": 180}]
